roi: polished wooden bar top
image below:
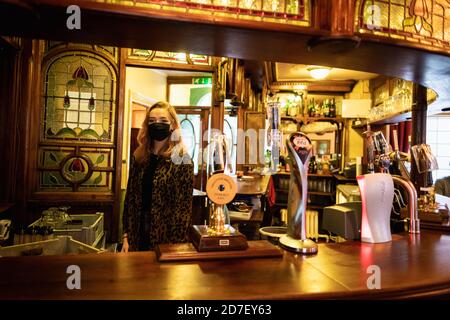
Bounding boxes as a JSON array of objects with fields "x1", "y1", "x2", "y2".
[{"x1": 1, "y1": 230, "x2": 450, "y2": 299}]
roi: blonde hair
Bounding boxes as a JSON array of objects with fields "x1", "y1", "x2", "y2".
[{"x1": 134, "y1": 101, "x2": 187, "y2": 163}]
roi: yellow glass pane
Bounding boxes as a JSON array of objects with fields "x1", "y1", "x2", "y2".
[
  {"x1": 286, "y1": 0, "x2": 299, "y2": 14},
  {"x1": 363, "y1": 1, "x2": 388, "y2": 29},
  {"x1": 212, "y1": 0, "x2": 238, "y2": 6},
  {"x1": 404, "y1": 24, "x2": 416, "y2": 34},
  {"x1": 434, "y1": 3, "x2": 444, "y2": 16},
  {"x1": 390, "y1": 4, "x2": 405, "y2": 30},
  {"x1": 239, "y1": 0, "x2": 255, "y2": 9},
  {"x1": 433, "y1": 15, "x2": 444, "y2": 39},
  {"x1": 378, "y1": 2, "x2": 389, "y2": 28},
  {"x1": 445, "y1": 19, "x2": 450, "y2": 41},
  {"x1": 263, "y1": 0, "x2": 282, "y2": 12}
]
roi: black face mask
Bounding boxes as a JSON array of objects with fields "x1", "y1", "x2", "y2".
[{"x1": 148, "y1": 122, "x2": 172, "y2": 141}]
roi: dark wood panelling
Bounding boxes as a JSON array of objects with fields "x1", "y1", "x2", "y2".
[
  {"x1": 330, "y1": 0, "x2": 356, "y2": 35},
  {"x1": 111, "y1": 47, "x2": 127, "y2": 243},
  {"x1": 311, "y1": 0, "x2": 332, "y2": 30},
  {"x1": 0, "y1": 38, "x2": 40, "y2": 226},
  {"x1": 410, "y1": 83, "x2": 429, "y2": 192},
  {"x1": 0, "y1": 40, "x2": 17, "y2": 204}
]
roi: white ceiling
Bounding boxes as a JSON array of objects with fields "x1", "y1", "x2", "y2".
[{"x1": 275, "y1": 63, "x2": 378, "y2": 81}]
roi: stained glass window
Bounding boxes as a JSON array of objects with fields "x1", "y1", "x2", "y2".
[
  {"x1": 43, "y1": 52, "x2": 116, "y2": 142},
  {"x1": 356, "y1": 0, "x2": 450, "y2": 49},
  {"x1": 39, "y1": 146, "x2": 114, "y2": 192},
  {"x1": 98, "y1": 0, "x2": 310, "y2": 26},
  {"x1": 129, "y1": 49, "x2": 211, "y2": 65},
  {"x1": 39, "y1": 51, "x2": 117, "y2": 192},
  {"x1": 45, "y1": 42, "x2": 118, "y2": 61}
]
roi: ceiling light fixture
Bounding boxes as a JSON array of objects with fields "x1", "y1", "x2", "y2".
[{"x1": 307, "y1": 66, "x2": 331, "y2": 80}]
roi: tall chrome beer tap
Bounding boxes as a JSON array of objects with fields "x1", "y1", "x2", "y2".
[{"x1": 268, "y1": 101, "x2": 281, "y2": 173}]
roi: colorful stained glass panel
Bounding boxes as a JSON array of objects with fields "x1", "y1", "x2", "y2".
[
  {"x1": 43, "y1": 52, "x2": 116, "y2": 143},
  {"x1": 357, "y1": 0, "x2": 450, "y2": 50}
]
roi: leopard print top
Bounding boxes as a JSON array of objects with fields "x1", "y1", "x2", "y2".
[{"x1": 123, "y1": 155, "x2": 194, "y2": 251}]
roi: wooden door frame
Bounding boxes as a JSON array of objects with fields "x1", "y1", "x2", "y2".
[{"x1": 120, "y1": 50, "x2": 217, "y2": 193}]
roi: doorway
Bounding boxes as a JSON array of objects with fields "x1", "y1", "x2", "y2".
[{"x1": 123, "y1": 67, "x2": 214, "y2": 192}]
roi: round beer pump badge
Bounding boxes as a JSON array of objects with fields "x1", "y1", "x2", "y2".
[
  {"x1": 206, "y1": 173, "x2": 237, "y2": 205},
  {"x1": 290, "y1": 133, "x2": 312, "y2": 164}
]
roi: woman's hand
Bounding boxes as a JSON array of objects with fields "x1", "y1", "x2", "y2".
[{"x1": 121, "y1": 236, "x2": 129, "y2": 253}]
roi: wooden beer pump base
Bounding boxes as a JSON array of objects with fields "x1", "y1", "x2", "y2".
[
  {"x1": 190, "y1": 225, "x2": 248, "y2": 252},
  {"x1": 190, "y1": 173, "x2": 248, "y2": 252}
]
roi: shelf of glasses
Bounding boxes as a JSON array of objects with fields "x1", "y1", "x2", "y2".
[{"x1": 352, "y1": 111, "x2": 412, "y2": 129}]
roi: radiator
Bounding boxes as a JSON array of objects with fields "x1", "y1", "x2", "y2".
[
  {"x1": 280, "y1": 208, "x2": 321, "y2": 242},
  {"x1": 306, "y1": 210, "x2": 319, "y2": 241}
]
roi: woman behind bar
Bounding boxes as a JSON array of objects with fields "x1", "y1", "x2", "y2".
[{"x1": 121, "y1": 101, "x2": 194, "y2": 252}]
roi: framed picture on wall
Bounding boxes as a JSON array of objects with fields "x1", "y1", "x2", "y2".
[
  {"x1": 307, "y1": 132, "x2": 335, "y2": 156},
  {"x1": 311, "y1": 140, "x2": 331, "y2": 156}
]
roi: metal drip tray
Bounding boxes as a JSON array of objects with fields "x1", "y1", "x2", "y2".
[{"x1": 259, "y1": 226, "x2": 287, "y2": 245}]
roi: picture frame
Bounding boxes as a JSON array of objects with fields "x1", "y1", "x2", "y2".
[{"x1": 311, "y1": 139, "x2": 331, "y2": 156}]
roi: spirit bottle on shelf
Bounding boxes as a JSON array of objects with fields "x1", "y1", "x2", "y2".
[
  {"x1": 323, "y1": 99, "x2": 330, "y2": 117},
  {"x1": 329, "y1": 98, "x2": 336, "y2": 118}
]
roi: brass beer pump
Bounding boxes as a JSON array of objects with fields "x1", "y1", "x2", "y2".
[{"x1": 189, "y1": 134, "x2": 248, "y2": 252}]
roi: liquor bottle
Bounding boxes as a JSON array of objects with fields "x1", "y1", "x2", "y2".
[
  {"x1": 308, "y1": 99, "x2": 315, "y2": 117},
  {"x1": 314, "y1": 100, "x2": 321, "y2": 117},
  {"x1": 323, "y1": 99, "x2": 330, "y2": 117},
  {"x1": 316, "y1": 158, "x2": 323, "y2": 175},
  {"x1": 297, "y1": 94, "x2": 303, "y2": 116},
  {"x1": 265, "y1": 150, "x2": 272, "y2": 168},
  {"x1": 303, "y1": 95, "x2": 309, "y2": 116},
  {"x1": 308, "y1": 156, "x2": 317, "y2": 174},
  {"x1": 288, "y1": 102, "x2": 298, "y2": 117},
  {"x1": 329, "y1": 98, "x2": 336, "y2": 118},
  {"x1": 322, "y1": 157, "x2": 330, "y2": 174}
]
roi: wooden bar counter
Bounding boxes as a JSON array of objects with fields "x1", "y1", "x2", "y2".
[{"x1": 1, "y1": 230, "x2": 450, "y2": 299}]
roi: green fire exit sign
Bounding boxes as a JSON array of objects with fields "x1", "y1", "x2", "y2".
[{"x1": 193, "y1": 77, "x2": 212, "y2": 85}]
